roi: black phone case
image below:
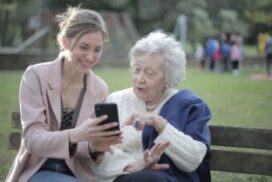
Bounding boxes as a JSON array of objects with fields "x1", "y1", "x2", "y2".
[{"x1": 95, "y1": 103, "x2": 120, "y2": 131}]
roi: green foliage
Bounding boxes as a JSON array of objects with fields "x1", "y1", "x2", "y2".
[
  {"x1": 2, "y1": 0, "x2": 272, "y2": 47},
  {"x1": 218, "y1": 9, "x2": 237, "y2": 32},
  {"x1": 223, "y1": 0, "x2": 272, "y2": 26},
  {"x1": 192, "y1": 8, "x2": 215, "y2": 41},
  {"x1": 177, "y1": 0, "x2": 207, "y2": 14},
  {"x1": 0, "y1": 2, "x2": 17, "y2": 11},
  {"x1": 100, "y1": 0, "x2": 131, "y2": 10}
]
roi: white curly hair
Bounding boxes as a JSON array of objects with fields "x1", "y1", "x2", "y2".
[{"x1": 129, "y1": 31, "x2": 186, "y2": 88}]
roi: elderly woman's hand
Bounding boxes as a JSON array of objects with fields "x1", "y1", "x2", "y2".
[
  {"x1": 123, "y1": 161, "x2": 144, "y2": 173},
  {"x1": 144, "y1": 141, "x2": 170, "y2": 170},
  {"x1": 125, "y1": 112, "x2": 168, "y2": 134},
  {"x1": 123, "y1": 141, "x2": 170, "y2": 173}
]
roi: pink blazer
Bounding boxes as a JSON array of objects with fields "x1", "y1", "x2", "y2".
[{"x1": 5, "y1": 57, "x2": 108, "y2": 182}]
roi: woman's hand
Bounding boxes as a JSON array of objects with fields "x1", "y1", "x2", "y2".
[
  {"x1": 90, "y1": 135, "x2": 123, "y2": 153},
  {"x1": 144, "y1": 141, "x2": 170, "y2": 170},
  {"x1": 69, "y1": 115, "x2": 122, "y2": 152},
  {"x1": 125, "y1": 112, "x2": 167, "y2": 133}
]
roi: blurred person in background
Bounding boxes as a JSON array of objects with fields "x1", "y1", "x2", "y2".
[
  {"x1": 205, "y1": 36, "x2": 219, "y2": 71},
  {"x1": 195, "y1": 39, "x2": 206, "y2": 70},
  {"x1": 230, "y1": 40, "x2": 242, "y2": 75},
  {"x1": 220, "y1": 32, "x2": 231, "y2": 72},
  {"x1": 265, "y1": 32, "x2": 272, "y2": 76}
]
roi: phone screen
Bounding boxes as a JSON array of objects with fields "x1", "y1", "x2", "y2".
[{"x1": 95, "y1": 103, "x2": 120, "y2": 131}]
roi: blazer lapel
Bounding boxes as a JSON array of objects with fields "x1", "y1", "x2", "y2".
[
  {"x1": 47, "y1": 88, "x2": 61, "y2": 125},
  {"x1": 47, "y1": 58, "x2": 62, "y2": 126}
]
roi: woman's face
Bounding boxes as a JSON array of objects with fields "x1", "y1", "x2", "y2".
[
  {"x1": 131, "y1": 52, "x2": 167, "y2": 104},
  {"x1": 64, "y1": 31, "x2": 104, "y2": 73}
]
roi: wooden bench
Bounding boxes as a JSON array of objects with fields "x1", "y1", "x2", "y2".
[
  {"x1": 9, "y1": 112, "x2": 272, "y2": 176},
  {"x1": 210, "y1": 125, "x2": 272, "y2": 176},
  {"x1": 9, "y1": 112, "x2": 21, "y2": 150}
]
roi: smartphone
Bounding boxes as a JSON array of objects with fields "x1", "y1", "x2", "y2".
[{"x1": 94, "y1": 103, "x2": 120, "y2": 132}]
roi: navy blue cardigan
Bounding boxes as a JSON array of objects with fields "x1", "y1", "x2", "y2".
[{"x1": 142, "y1": 89, "x2": 212, "y2": 182}]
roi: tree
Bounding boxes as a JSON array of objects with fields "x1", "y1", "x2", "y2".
[{"x1": 0, "y1": 1, "x2": 17, "y2": 46}]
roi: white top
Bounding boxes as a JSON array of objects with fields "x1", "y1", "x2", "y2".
[{"x1": 94, "y1": 88, "x2": 207, "y2": 182}]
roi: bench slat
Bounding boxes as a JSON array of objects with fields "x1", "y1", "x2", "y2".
[
  {"x1": 12, "y1": 112, "x2": 21, "y2": 129},
  {"x1": 210, "y1": 149, "x2": 272, "y2": 176},
  {"x1": 210, "y1": 125, "x2": 272, "y2": 150},
  {"x1": 9, "y1": 132, "x2": 21, "y2": 149}
]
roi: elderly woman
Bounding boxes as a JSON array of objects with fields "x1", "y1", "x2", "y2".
[{"x1": 95, "y1": 31, "x2": 212, "y2": 182}]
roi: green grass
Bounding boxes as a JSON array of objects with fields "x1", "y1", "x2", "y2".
[
  {"x1": 96, "y1": 66, "x2": 272, "y2": 128},
  {"x1": 0, "y1": 71, "x2": 23, "y2": 180},
  {"x1": 180, "y1": 69, "x2": 272, "y2": 128},
  {"x1": 0, "y1": 66, "x2": 271, "y2": 181}
]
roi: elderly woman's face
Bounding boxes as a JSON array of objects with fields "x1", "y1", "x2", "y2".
[{"x1": 131, "y1": 52, "x2": 167, "y2": 104}]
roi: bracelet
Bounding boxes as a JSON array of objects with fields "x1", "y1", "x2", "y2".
[
  {"x1": 88, "y1": 143, "x2": 102, "y2": 161},
  {"x1": 69, "y1": 141, "x2": 77, "y2": 156},
  {"x1": 90, "y1": 151, "x2": 100, "y2": 161}
]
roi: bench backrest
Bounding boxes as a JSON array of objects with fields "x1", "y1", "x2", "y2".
[
  {"x1": 9, "y1": 112, "x2": 272, "y2": 176},
  {"x1": 210, "y1": 125, "x2": 272, "y2": 176},
  {"x1": 9, "y1": 112, "x2": 21, "y2": 150}
]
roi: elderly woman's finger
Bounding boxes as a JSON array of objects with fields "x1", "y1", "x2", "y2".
[
  {"x1": 150, "y1": 141, "x2": 170, "y2": 156},
  {"x1": 124, "y1": 115, "x2": 134, "y2": 126},
  {"x1": 155, "y1": 141, "x2": 170, "y2": 154},
  {"x1": 151, "y1": 163, "x2": 170, "y2": 170}
]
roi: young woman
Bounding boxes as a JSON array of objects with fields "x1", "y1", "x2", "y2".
[{"x1": 6, "y1": 7, "x2": 122, "y2": 182}]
